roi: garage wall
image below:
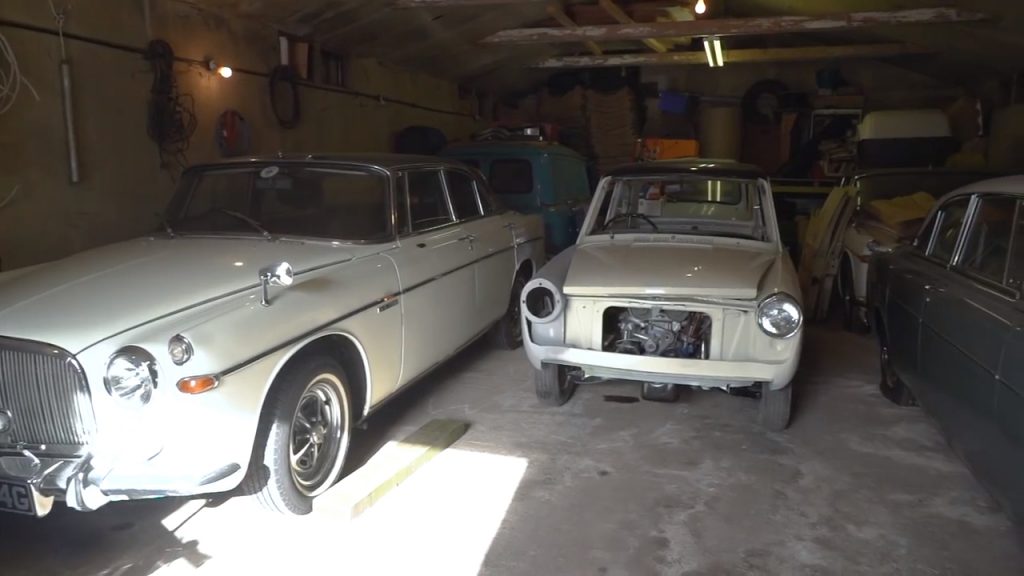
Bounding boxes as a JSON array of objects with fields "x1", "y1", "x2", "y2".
[
  {"x1": 645, "y1": 60, "x2": 960, "y2": 108},
  {"x1": 0, "y1": 0, "x2": 481, "y2": 270}
]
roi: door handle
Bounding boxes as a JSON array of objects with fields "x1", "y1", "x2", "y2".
[
  {"x1": 503, "y1": 222, "x2": 516, "y2": 230},
  {"x1": 458, "y1": 234, "x2": 477, "y2": 250}
]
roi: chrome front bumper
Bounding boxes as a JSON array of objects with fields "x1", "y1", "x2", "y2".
[{"x1": 0, "y1": 448, "x2": 242, "y2": 517}]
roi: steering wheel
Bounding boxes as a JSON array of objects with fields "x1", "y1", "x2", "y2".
[{"x1": 600, "y1": 212, "x2": 659, "y2": 232}]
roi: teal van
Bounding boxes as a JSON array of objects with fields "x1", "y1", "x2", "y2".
[{"x1": 442, "y1": 142, "x2": 592, "y2": 254}]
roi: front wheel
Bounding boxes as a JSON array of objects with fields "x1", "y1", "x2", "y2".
[
  {"x1": 759, "y1": 383, "x2": 792, "y2": 431},
  {"x1": 243, "y1": 358, "x2": 352, "y2": 514},
  {"x1": 879, "y1": 342, "x2": 916, "y2": 407},
  {"x1": 490, "y1": 274, "x2": 527, "y2": 350},
  {"x1": 535, "y1": 363, "x2": 578, "y2": 406}
]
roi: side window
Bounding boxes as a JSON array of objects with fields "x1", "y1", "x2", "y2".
[
  {"x1": 1007, "y1": 202, "x2": 1024, "y2": 290},
  {"x1": 958, "y1": 195, "x2": 1018, "y2": 285},
  {"x1": 490, "y1": 159, "x2": 534, "y2": 196},
  {"x1": 445, "y1": 170, "x2": 482, "y2": 220},
  {"x1": 406, "y1": 170, "x2": 452, "y2": 232},
  {"x1": 927, "y1": 196, "x2": 971, "y2": 263}
]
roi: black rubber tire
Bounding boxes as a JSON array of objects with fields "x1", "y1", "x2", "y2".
[
  {"x1": 879, "y1": 341, "x2": 916, "y2": 407},
  {"x1": 641, "y1": 382, "x2": 680, "y2": 403},
  {"x1": 490, "y1": 274, "x2": 527, "y2": 350},
  {"x1": 242, "y1": 358, "x2": 352, "y2": 514},
  {"x1": 837, "y1": 259, "x2": 871, "y2": 334},
  {"x1": 759, "y1": 383, "x2": 793, "y2": 431},
  {"x1": 535, "y1": 363, "x2": 577, "y2": 406}
]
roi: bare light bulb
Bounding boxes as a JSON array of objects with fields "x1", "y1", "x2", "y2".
[
  {"x1": 216, "y1": 66, "x2": 233, "y2": 79},
  {"x1": 695, "y1": 0, "x2": 707, "y2": 15}
]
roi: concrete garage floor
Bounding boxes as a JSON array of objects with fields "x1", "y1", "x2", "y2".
[{"x1": 2, "y1": 325, "x2": 1022, "y2": 575}]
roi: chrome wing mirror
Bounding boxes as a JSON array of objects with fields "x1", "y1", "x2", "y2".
[{"x1": 258, "y1": 262, "x2": 293, "y2": 307}]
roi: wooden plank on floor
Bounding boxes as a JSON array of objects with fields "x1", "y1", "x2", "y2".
[{"x1": 313, "y1": 419, "x2": 470, "y2": 519}]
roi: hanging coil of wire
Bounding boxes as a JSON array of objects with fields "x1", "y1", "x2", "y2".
[{"x1": 144, "y1": 39, "x2": 196, "y2": 171}]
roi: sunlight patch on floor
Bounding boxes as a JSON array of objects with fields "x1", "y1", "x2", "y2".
[{"x1": 149, "y1": 447, "x2": 528, "y2": 575}]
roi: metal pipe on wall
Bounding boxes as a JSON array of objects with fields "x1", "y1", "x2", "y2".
[{"x1": 59, "y1": 60, "x2": 80, "y2": 183}]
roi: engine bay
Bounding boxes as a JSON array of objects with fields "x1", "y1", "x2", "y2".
[{"x1": 602, "y1": 306, "x2": 711, "y2": 359}]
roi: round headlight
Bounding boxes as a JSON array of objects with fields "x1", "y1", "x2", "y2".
[
  {"x1": 757, "y1": 293, "x2": 802, "y2": 339},
  {"x1": 105, "y1": 347, "x2": 158, "y2": 406}
]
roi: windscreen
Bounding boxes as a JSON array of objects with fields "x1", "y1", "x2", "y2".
[
  {"x1": 588, "y1": 175, "x2": 769, "y2": 241},
  {"x1": 165, "y1": 164, "x2": 391, "y2": 241}
]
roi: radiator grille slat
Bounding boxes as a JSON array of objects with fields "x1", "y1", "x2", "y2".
[{"x1": 0, "y1": 340, "x2": 96, "y2": 448}]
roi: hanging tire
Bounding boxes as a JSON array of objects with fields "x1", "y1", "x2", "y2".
[
  {"x1": 879, "y1": 340, "x2": 916, "y2": 407},
  {"x1": 759, "y1": 383, "x2": 793, "y2": 431},
  {"x1": 535, "y1": 363, "x2": 578, "y2": 406},
  {"x1": 490, "y1": 274, "x2": 527, "y2": 350},
  {"x1": 641, "y1": 382, "x2": 680, "y2": 402},
  {"x1": 243, "y1": 357, "x2": 352, "y2": 514}
]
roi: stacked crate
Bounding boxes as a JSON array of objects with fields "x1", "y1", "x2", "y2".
[
  {"x1": 538, "y1": 86, "x2": 589, "y2": 155},
  {"x1": 587, "y1": 88, "x2": 639, "y2": 173}
]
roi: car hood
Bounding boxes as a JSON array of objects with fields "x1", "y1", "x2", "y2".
[
  {"x1": 0, "y1": 237, "x2": 358, "y2": 353},
  {"x1": 563, "y1": 239, "x2": 778, "y2": 299}
]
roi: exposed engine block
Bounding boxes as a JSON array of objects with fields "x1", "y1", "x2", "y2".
[{"x1": 603, "y1": 306, "x2": 711, "y2": 359}]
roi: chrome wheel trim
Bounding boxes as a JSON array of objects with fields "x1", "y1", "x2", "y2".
[{"x1": 288, "y1": 373, "x2": 350, "y2": 497}]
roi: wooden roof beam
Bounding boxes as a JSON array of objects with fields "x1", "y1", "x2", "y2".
[
  {"x1": 533, "y1": 43, "x2": 935, "y2": 68},
  {"x1": 546, "y1": 3, "x2": 603, "y2": 56},
  {"x1": 393, "y1": 0, "x2": 545, "y2": 6},
  {"x1": 483, "y1": 8, "x2": 989, "y2": 45},
  {"x1": 597, "y1": 0, "x2": 668, "y2": 53}
]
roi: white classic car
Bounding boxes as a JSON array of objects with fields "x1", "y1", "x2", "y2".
[
  {"x1": 520, "y1": 160, "x2": 802, "y2": 430},
  {"x1": 0, "y1": 155, "x2": 543, "y2": 517}
]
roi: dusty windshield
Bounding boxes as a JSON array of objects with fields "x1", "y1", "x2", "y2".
[
  {"x1": 165, "y1": 164, "x2": 391, "y2": 241},
  {"x1": 588, "y1": 175, "x2": 770, "y2": 241}
]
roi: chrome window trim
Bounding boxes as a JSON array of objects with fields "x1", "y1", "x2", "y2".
[{"x1": 948, "y1": 194, "x2": 1021, "y2": 301}]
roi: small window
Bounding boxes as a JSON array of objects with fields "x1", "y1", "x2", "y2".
[
  {"x1": 406, "y1": 170, "x2": 452, "y2": 232},
  {"x1": 959, "y1": 195, "x2": 1017, "y2": 285},
  {"x1": 490, "y1": 159, "x2": 534, "y2": 196},
  {"x1": 1006, "y1": 202, "x2": 1024, "y2": 290},
  {"x1": 446, "y1": 170, "x2": 482, "y2": 220},
  {"x1": 927, "y1": 196, "x2": 971, "y2": 263}
]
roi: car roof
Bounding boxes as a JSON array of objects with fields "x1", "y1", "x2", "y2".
[
  {"x1": 604, "y1": 158, "x2": 765, "y2": 179},
  {"x1": 189, "y1": 154, "x2": 466, "y2": 171},
  {"x1": 942, "y1": 175, "x2": 1024, "y2": 198}
]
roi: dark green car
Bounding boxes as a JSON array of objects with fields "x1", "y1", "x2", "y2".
[{"x1": 869, "y1": 175, "x2": 1024, "y2": 521}]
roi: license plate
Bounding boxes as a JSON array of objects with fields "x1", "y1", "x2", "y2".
[{"x1": 0, "y1": 479, "x2": 37, "y2": 516}]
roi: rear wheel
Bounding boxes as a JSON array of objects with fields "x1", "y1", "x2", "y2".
[
  {"x1": 490, "y1": 274, "x2": 527, "y2": 350},
  {"x1": 243, "y1": 358, "x2": 352, "y2": 514},
  {"x1": 535, "y1": 363, "x2": 578, "y2": 406},
  {"x1": 879, "y1": 341, "x2": 916, "y2": 407},
  {"x1": 759, "y1": 383, "x2": 793, "y2": 431},
  {"x1": 839, "y1": 259, "x2": 868, "y2": 333},
  {"x1": 641, "y1": 382, "x2": 680, "y2": 402}
]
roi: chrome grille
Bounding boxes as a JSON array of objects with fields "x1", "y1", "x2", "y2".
[{"x1": 0, "y1": 338, "x2": 96, "y2": 451}]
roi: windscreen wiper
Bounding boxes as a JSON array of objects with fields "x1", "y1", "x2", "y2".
[{"x1": 215, "y1": 208, "x2": 273, "y2": 240}]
